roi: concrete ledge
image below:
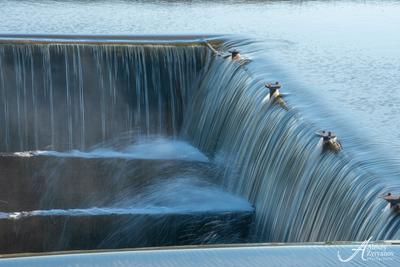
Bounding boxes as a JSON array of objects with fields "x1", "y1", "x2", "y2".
[
  {"x1": 1, "y1": 242, "x2": 399, "y2": 267},
  {"x1": 0, "y1": 155, "x2": 215, "y2": 211},
  {"x1": 0, "y1": 210, "x2": 253, "y2": 254},
  {"x1": 0, "y1": 34, "x2": 223, "y2": 45}
]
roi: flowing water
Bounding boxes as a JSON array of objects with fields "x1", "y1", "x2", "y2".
[
  {"x1": 33, "y1": 137, "x2": 209, "y2": 162},
  {"x1": 182, "y1": 49, "x2": 400, "y2": 242},
  {"x1": 0, "y1": 43, "x2": 207, "y2": 151},
  {"x1": 1, "y1": 0, "x2": 399, "y2": 154},
  {"x1": 0, "y1": 39, "x2": 399, "y2": 246},
  {"x1": 3, "y1": 244, "x2": 400, "y2": 267},
  {"x1": 0, "y1": 0, "x2": 400, "y2": 261}
]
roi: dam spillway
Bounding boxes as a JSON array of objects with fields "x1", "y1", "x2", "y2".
[
  {"x1": 0, "y1": 35, "x2": 400, "y2": 256},
  {"x1": 0, "y1": 40, "x2": 207, "y2": 151},
  {"x1": 0, "y1": 144, "x2": 253, "y2": 253},
  {"x1": 0, "y1": 37, "x2": 254, "y2": 254}
]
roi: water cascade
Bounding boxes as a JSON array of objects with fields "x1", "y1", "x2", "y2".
[
  {"x1": 183, "y1": 53, "x2": 400, "y2": 242},
  {"x1": 0, "y1": 43, "x2": 206, "y2": 151},
  {"x1": 0, "y1": 36, "x2": 399, "y2": 254}
]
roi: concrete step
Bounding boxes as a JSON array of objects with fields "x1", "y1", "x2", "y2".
[
  {"x1": 0, "y1": 154, "x2": 216, "y2": 211},
  {"x1": 0, "y1": 209, "x2": 253, "y2": 254},
  {"x1": 0, "y1": 153, "x2": 254, "y2": 254}
]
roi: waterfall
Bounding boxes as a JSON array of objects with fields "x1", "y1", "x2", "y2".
[
  {"x1": 1, "y1": 37, "x2": 399, "y2": 246},
  {"x1": 0, "y1": 43, "x2": 208, "y2": 152},
  {"x1": 183, "y1": 55, "x2": 400, "y2": 242}
]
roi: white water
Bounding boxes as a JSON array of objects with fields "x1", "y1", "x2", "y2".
[
  {"x1": 16, "y1": 138, "x2": 209, "y2": 162},
  {"x1": 0, "y1": 178, "x2": 252, "y2": 220}
]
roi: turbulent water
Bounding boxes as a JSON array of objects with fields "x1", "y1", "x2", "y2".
[
  {"x1": 0, "y1": 37, "x2": 399, "y2": 247},
  {"x1": 33, "y1": 137, "x2": 209, "y2": 162},
  {"x1": 0, "y1": 177, "x2": 252, "y2": 219}
]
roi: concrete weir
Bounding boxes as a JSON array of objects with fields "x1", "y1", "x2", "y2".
[
  {"x1": 3, "y1": 34, "x2": 399, "y2": 263},
  {"x1": 0, "y1": 153, "x2": 253, "y2": 254},
  {"x1": 0, "y1": 35, "x2": 258, "y2": 254},
  {"x1": 2, "y1": 243, "x2": 400, "y2": 267},
  {"x1": 0, "y1": 210, "x2": 252, "y2": 254},
  {"x1": 0, "y1": 154, "x2": 215, "y2": 211}
]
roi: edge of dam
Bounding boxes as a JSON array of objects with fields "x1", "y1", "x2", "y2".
[
  {"x1": 2, "y1": 240, "x2": 400, "y2": 259},
  {"x1": 0, "y1": 34, "x2": 224, "y2": 45}
]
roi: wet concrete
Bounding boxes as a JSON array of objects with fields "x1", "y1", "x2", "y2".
[
  {"x1": 0, "y1": 155, "x2": 215, "y2": 211},
  {"x1": 0, "y1": 211, "x2": 253, "y2": 254}
]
